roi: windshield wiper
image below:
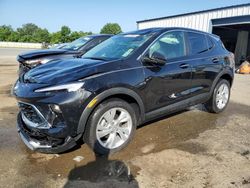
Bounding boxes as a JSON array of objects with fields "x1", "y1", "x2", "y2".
[{"x1": 83, "y1": 57, "x2": 108, "y2": 61}]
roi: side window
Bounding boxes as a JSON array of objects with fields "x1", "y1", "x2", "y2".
[
  {"x1": 207, "y1": 36, "x2": 214, "y2": 50},
  {"x1": 187, "y1": 32, "x2": 209, "y2": 55},
  {"x1": 95, "y1": 37, "x2": 107, "y2": 45},
  {"x1": 148, "y1": 31, "x2": 186, "y2": 60},
  {"x1": 84, "y1": 38, "x2": 103, "y2": 50},
  {"x1": 85, "y1": 37, "x2": 109, "y2": 51}
]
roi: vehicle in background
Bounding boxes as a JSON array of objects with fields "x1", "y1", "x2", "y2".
[
  {"x1": 49, "y1": 43, "x2": 69, "y2": 49},
  {"x1": 17, "y1": 34, "x2": 113, "y2": 77},
  {"x1": 13, "y1": 28, "x2": 234, "y2": 155}
]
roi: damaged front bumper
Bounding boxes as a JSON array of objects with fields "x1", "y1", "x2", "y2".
[
  {"x1": 13, "y1": 80, "x2": 92, "y2": 153},
  {"x1": 17, "y1": 112, "x2": 81, "y2": 154}
]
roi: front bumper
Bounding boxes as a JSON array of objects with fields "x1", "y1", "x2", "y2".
[
  {"x1": 13, "y1": 80, "x2": 93, "y2": 153},
  {"x1": 17, "y1": 113, "x2": 81, "y2": 153}
]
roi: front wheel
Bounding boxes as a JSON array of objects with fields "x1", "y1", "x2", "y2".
[
  {"x1": 204, "y1": 79, "x2": 231, "y2": 113},
  {"x1": 83, "y1": 99, "x2": 137, "y2": 155}
]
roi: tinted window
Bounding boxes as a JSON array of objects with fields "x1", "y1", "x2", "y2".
[
  {"x1": 61, "y1": 37, "x2": 90, "y2": 51},
  {"x1": 93, "y1": 37, "x2": 109, "y2": 46},
  {"x1": 148, "y1": 31, "x2": 186, "y2": 60},
  {"x1": 187, "y1": 32, "x2": 209, "y2": 55},
  {"x1": 207, "y1": 36, "x2": 214, "y2": 49},
  {"x1": 84, "y1": 38, "x2": 104, "y2": 50}
]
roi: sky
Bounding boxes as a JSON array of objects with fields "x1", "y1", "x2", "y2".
[{"x1": 0, "y1": 0, "x2": 249, "y2": 33}]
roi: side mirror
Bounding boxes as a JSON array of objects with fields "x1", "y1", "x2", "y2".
[{"x1": 143, "y1": 52, "x2": 166, "y2": 65}]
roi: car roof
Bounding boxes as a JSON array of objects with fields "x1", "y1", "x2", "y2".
[
  {"x1": 78, "y1": 34, "x2": 113, "y2": 40},
  {"x1": 89, "y1": 34, "x2": 114, "y2": 38},
  {"x1": 122, "y1": 27, "x2": 219, "y2": 39},
  {"x1": 122, "y1": 28, "x2": 164, "y2": 35}
]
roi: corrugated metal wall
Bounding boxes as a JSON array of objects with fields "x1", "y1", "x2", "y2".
[{"x1": 137, "y1": 5, "x2": 250, "y2": 33}]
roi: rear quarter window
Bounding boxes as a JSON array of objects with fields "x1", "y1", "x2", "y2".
[
  {"x1": 207, "y1": 36, "x2": 214, "y2": 50},
  {"x1": 187, "y1": 32, "x2": 209, "y2": 55}
]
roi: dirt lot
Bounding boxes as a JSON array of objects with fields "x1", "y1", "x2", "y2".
[{"x1": 0, "y1": 48, "x2": 250, "y2": 188}]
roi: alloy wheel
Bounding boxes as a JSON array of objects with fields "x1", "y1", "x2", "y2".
[
  {"x1": 215, "y1": 83, "x2": 229, "y2": 110},
  {"x1": 96, "y1": 107, "x2": 133, "y2": 149}
]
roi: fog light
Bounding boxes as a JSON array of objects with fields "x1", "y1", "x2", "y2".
[{"x1": 50, "y1": 104, "x2": 62, "y2": 113}]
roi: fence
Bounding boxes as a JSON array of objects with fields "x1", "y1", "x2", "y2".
[{"x1": 0, "y1": 42, "x2": 42, "y2": 49}]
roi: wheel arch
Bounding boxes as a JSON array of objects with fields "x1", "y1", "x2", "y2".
[
  {"x1": 77, "y1": 87, "x2": 145, "y2": 134},
  {"x1": 220, "y1": 73, "x2": 233, "y2": 86},
  {"x1": 210, "y1": 69, "x2": 234, "y2": 96}
]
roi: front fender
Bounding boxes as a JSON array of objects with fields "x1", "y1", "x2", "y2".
[{"x1": 77, "y1": 87, "x2": 145, "y2": 134}]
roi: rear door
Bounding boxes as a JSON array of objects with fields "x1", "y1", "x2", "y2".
[
  {"x1": 142, "y1": 31, "x2": 193, "y2": 113},
  {"x1": 186, "y1": 32, "x2": 223, "y2": 97}
]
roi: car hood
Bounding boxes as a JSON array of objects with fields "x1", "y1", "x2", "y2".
[
  {"x1": 23, "y1": 58, "x2": 114, "y2": 85},
  {"x1": 18, "y1": 49, "x2": 74, "y2": 60}
]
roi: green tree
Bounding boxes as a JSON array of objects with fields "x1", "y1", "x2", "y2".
[
  {"x1": 50, "y1": 31, "x2": 61, "y2": 44},
  {"x1": 8, "y1": 32, "x2": 19, "y2": 42},
  {"x1": 60, "y1": 26, "x2": 71, "y2": 43},
  {"x1": 100, "y1": 23, "x2": 122, "y2": 34},
  {"x1": 0, "y1": 23, "x2": 96, "y2": 44},
  {"x1": 69, "y1": 31, "x2": 93, "y2": 41},
  {"x1": 15, "y1": 23, "x2": 50, "y2": 43},
  {"x1": 0, "y1": 25, "x2": 14, "y2": 41},
  {"x1": 16, "y1": 23, "x2": 39, "y2": 42},
  {"x1": 80, "y1": 31, "x2": 93, "y2": 36},
  {"x1": 69, "y1": 31, "x2": 81, "y2": 41},
  {"x1": 33, "y1": 28, "x2": 50, "y2": 43}
]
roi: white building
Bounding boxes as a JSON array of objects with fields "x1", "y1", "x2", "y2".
[{"x1": 137, "y1": 3, "x2": 250, "y2": 64}]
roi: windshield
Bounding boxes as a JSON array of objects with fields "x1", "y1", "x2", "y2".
[
  {"x1": 61, "y1": 37, "x2": 91, "y2": 51},
  {"x1": 82, "y1": 33, "x2": 153, "y2": 60}
]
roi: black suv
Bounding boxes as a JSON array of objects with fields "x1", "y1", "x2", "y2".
[
  {"x1": 13, "y1": 28, "x2": 234, "y2": 155},
  {"x1": 17, "y1": 34, "x2": 112, "y2": 77}
]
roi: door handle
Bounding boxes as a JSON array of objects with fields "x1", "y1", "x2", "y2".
[
  {"x1": 179, "y1": 63, "x2": 190, "y2": 69},
  {"x1": 212, "y1": 58, "x2": 220, "y2": 63}
]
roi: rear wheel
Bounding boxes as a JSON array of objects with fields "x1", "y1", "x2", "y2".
[
  {"x1": 204, "y1": 79, "x2": 230, "y2": 113},
  {"x1": 83, "y1": 98, "x2": 137, "y2": 155}
]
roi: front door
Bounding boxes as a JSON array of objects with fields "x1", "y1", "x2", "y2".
[{"x1": 141, "y1": 31, "x2": 192, "y2": 113}]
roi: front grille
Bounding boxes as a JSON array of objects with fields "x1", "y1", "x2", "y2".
[{"x1": 18, "y1": 102, "x2": 44, "y2": 125}]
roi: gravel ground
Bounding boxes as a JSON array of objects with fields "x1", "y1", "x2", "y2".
[{"x1": 0, "y1": 48, "x2": 249, "y2": 188}]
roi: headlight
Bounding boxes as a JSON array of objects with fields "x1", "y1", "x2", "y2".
[
  {"x1": 35, "y1": 82, "x2": 84, "y2": 93},
  {"x1": 25, "y1": 59, "x2": 51, "y2": 65}
]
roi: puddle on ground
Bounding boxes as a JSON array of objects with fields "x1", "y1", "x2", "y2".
[
  {"x1": 175, "y1": 142, "x2": 207, "y2": 154},
  {"x1": 0, "y1": 83, "x2": 249, "y2": 185}
]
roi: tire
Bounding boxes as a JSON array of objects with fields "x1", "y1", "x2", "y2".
[
  {"x1": 83, "y1": 98, "x2": 137, "y2": 155},
  {"x1": 204, "y1": 79, "x2": 231, "y2": 113}
]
